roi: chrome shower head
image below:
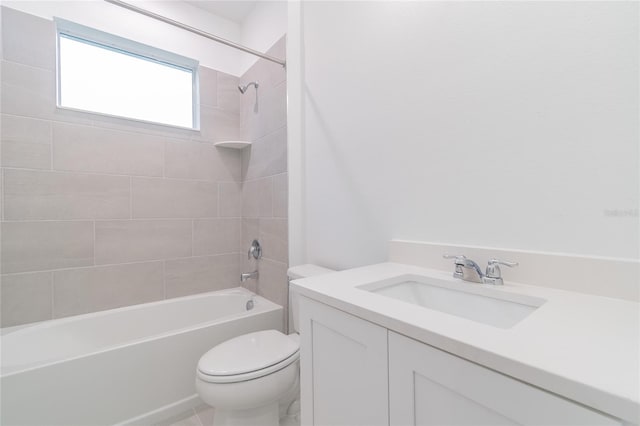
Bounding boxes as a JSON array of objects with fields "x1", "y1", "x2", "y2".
[{"x1": 238, "y1": 81, "x2": 259, "y2": 94}]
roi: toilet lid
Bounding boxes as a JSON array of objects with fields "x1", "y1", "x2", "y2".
[{"x1": 198, "y1": 330, "x2": 299, "y2": 377}]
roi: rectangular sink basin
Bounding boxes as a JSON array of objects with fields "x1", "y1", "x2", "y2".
[{"x1": 359, "y1": 275, "x2": 545, "y2": 329}]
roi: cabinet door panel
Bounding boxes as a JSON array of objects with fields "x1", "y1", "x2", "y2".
[
  {"x1": 413, "y1": 373, "x2": 517, "y2": 425},
  {"x1": 299, "y1": 296, "x2": 388, "y2": 426},
  {"x1": 389, "y1": 331, "x2": 621, "y2": 426}
]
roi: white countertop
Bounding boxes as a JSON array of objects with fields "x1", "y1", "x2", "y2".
[{"x1": 290, "y1": 262, "x2": 640, "y2": 424}]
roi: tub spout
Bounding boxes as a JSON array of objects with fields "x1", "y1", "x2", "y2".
[{"x1": 241, "y1": 270, "x2": 258, "y2": 282}]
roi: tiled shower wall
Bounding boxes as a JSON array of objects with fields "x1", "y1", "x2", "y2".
[
  {"x1": 0, "y1": 7, "x2": 247, "y2": 327},
  {"x1": 238, "y1": 38, "x2": 289, "y2": 323}
]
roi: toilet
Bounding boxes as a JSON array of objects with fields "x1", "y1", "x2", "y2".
[{"x1": 196, "y1": 265, "x2": 334, "y2": 426}]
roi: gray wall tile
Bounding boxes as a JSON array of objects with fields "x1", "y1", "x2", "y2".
[
  {"x1": 242, "y1": 218, "x2": 260, "y2": 251},
  {"x1": 199, "y1": 106, "x2": 239, "y2": 143},
  {"x1": 0, "y1": 272, "x2": 52, "y2": 327},
  {"x1": 1, "y1": 114, "x2": 51, "y2": 169},
  {"x1": 3, "y1": 169, "x2": 130, "y2": 220},
  {"x1": 239, "y1": 35, "x2": 289, "y2": 311},
  {"x1": 1, "y1": 7, "x2": 55, "y2": 70},
  {"x1": 193, "y1": 218, "x2": 241, "y2": 256},
  {"x1": 259, "y1": 218, "x2": 288, "y2": 264},
  {"x1": 164, "y1": 139, "x2": 241, "y2": 182},
  {"x1": 1, "y1": 221, "x2": 94, "y2": 273},
  {"x1": 199, "y1": 66, "x2": 218, "y2": 108},
  {"x1": 165, "y1": 254, "x2": 241, "y2": 298},
  {"x1": 273, "y1": 173, "x2": 288, "y2": 218},
  {"x1": 219, "y1": 181, "x2": 242, "y2": 217},
  {"x1": 242, "y1": 177, "x2": 273, "y2": 218},
  {"x1": 95, "y1": 220, "x2": 192, "y2": 264},
  {"x1": 257, "y1": 258, "x2": 288, "y2": 313},
  {"x1": 1, "y1": 60, "x2": 55, "y2": 120},
  {"x1": 218, "y1": 72, "x2": 240, "y2": 113},
  {"x1": 0, "y1": 10, "x2": 279, "y2": 325},
  {"x1": 53, "y1": 123, "x2": 164, "y2": 176},
  {"x1": 53, "y1": 262, "x2": 164, "y2": 318},
  {"x1": 265, "y1": 37, "x2": 287, "y2": 88},
  {"x1": 266, "y1": 82, "x2": 287, "y2": 136},
  {"x1": 242, "y1": 126, "x2": 287, "y2": 181},
  {"x1": 132, "y1": 178, "x2": 218, "y2": 218}
]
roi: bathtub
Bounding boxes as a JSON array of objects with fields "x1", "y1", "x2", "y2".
[{"x1": 0, "y1": 287, "x2": 282, "y2": 426}]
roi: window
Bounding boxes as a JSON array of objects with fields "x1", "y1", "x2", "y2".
[{"x1": 56, "y1": 19, "x2": 199, "y2": 129}]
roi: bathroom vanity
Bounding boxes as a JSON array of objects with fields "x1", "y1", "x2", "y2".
[{"x1": 290, "y1": 262, "x2": 639, "y2": 426}]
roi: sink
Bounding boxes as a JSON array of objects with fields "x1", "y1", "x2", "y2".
[{"x1": 359, "y1": 275, "x2": 545, "y2": 329}]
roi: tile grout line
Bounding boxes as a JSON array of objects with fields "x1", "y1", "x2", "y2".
[
  {"x1": 1, "y1": 166, "x2": 238, "y2": 183},
  {"x1": 1, "y1": 253, "x2": 245, "y2": 280},
  {"x1": 1, "y1": 217, "x2": 243, "y2": 223}
]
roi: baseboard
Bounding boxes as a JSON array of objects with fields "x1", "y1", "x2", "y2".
[{"x1": 115, "y1": 394, "x2": 201, "y2": 426}]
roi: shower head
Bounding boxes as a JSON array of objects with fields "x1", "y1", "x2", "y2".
[{"x1": 238, "y1": 81, "x2": 259, "y2": 94}]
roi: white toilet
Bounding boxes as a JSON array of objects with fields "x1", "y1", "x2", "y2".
[{"x1": 196, "y1": 265, "x2": 334, "y2": 426}]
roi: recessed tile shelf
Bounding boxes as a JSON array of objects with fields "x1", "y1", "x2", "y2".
[{"x1": 214, "y1": 141, "x2": 251, "y2": 149}]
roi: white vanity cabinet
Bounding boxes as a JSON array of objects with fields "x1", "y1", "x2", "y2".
[
  {"x1": 298, "y1": 296, "x2": 389, "y2": 426},
  {"x1": 388, "y1": 331, "x2": 622, "y2": 426},
  {"x1": 297, "y1": 296, "x2": 624, "y2": 426}
]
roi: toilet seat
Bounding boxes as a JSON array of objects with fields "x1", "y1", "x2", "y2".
[{"x1": 197, "y1": 330, "x2": 300, "y2": 384}]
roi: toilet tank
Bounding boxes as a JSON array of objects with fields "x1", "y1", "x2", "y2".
[{"x1": 288, "y1": 264, "x2": 335, "y2": 333}]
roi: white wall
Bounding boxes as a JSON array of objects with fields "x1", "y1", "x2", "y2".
[
  {"x1": 240, "y1": 1, "x2": 287, "y2": 75},
  {"x1": 1, "y1": 0, "x2": 243, "y2": 75},
  {"x1": 295, "y1": 1, "x2": 639, "y2": 270}
]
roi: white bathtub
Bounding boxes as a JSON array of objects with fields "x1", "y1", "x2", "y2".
[{"x1": 0, "y1": 287, "x2": 282, "y2": 426}]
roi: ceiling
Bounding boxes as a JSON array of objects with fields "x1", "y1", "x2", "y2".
[{"x1": 184, "y1": 1, "x2": 258, "y2": 24}]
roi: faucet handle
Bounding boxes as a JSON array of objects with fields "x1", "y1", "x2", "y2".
[
  {"x1": 248, "y1": 240, "x2": 262, "y2": 260},
  {"x1": 443, "y1": 254, "x2": 467, "y2": 263},
  {"x1": 487, "y1": 258, "x2": 518, "y2": 269},
  {"x1": 443, "y1": 254, "x2": 466, "y2": 278},
  {"x1": 484, "y1": 258, "x2": 518, "y2": 285}
]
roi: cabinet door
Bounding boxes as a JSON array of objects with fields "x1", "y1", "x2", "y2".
[
  {"x1": 389, "y1": 331, "x2": 621, "y2": 426},
  {"x1": 298, "y1": 296, "x2": 388, "y2": 426}
]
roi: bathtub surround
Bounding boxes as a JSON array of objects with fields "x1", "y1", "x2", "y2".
[
  {"x1": 239, "y1": 37, "x2": 289, "y2": 324},
  {"x1": 0, "y1": 7, "x2": 246, "y2": 327}
]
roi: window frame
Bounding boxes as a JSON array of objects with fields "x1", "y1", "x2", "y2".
[{"x1": 55, "y1": 18, "x2": 200, "y2": 130}]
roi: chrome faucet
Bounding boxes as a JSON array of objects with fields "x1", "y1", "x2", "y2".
[
  {"x1": 241, "y1": 240, "x2": 262, "y2": 282},
  {"x1": 443, "y1": 254, "x2": 484, "y2": 283},
  {"x1": 483, "y1": 258, "x2": 519, "y2": 285},
  {"x1": 443, "y1": 254, "x2": 518, "y2": 285},
  {"x1": 241, "y1": 270, "x2": 258, "y2": 282}
]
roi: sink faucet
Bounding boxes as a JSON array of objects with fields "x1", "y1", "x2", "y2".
[
  {"x1": 443, "y1": 254, "x2": 484, "y2": 283},
  {"x1": 241, "y1": 270, "x2": 258, "y2": 282},
  {"x1": 443, "y1": 255, "x2": 518, "y2": 285}
]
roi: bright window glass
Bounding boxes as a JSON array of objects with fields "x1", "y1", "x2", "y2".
[{"x1": 57, "y1": 26, "x2": 197, "y2": 129}]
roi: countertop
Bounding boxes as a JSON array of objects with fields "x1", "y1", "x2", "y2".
[{"x1": 290, "y1": 262, "x2": 640, "y2": 424}]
